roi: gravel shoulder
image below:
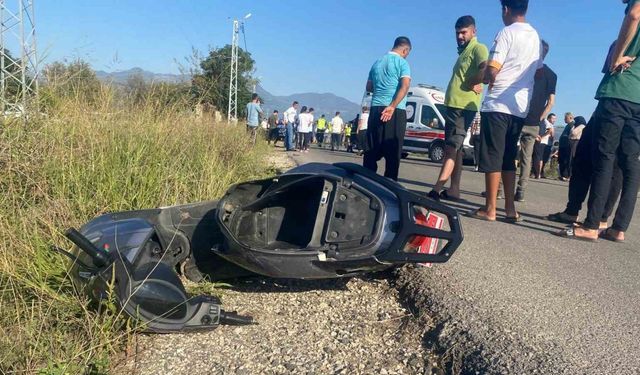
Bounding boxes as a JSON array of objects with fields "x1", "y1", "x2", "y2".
[{"x1": 116, "y1": 276, "x2": 429, "y2": 375}]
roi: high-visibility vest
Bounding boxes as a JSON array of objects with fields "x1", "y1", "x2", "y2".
[
  {"x1": 317, "y1": 118, "x2": 327, "y2": 130},
  {"x1": 344, "y1": 125, "x2": 352, "y2": 137}
]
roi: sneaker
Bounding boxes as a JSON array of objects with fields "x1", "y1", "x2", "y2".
[
  {"x1": 515, "y1": 191, "x2": 525, "y2": 202},
  {"x1": 427, "y1": 190, "x2": 441, "y2": 201}
]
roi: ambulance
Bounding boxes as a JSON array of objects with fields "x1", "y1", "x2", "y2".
[{"x1": 362, "y1": 84, "x2": 474, "y2": 163}]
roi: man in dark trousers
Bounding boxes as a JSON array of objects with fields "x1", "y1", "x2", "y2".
[
  {"x1": 267, "y1": 110, "x2": 279, "y2": 146},
  {"x1": 548, "y1": 116, "x2": 623, "y2": 232},
  {"x1": 363, "y1": 36, "x2": 412, "y2": 181},
  {"x1": 515, "y1": 40, "x2": 556, "y2": 201},
  {"x1": 560, "y1": 0, "x2": 640, "y2": 242}
]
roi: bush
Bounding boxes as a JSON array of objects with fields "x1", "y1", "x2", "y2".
[{"x1": 0, "y1": 81, "x2": 272, "y2": 373}]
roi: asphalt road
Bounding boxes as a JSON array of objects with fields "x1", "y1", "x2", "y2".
[{"x1": 290, "y1": 146, "x2": 640, "y2": 374}]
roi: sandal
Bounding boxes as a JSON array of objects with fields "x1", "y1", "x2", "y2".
[
  {"x1": 503, "y1": 215, "x2": 523, "y2": 224},
  {"x1": 547, "y1": 212, "x2": 578, "y2": 225},
  {"x1": 466, "y1": 209, "x2": 496, "y2": 222},
  {"x1": 554, "y1": 226, "x2": 598, "y2": 242},
  {"x1": 599, "y1": 228, "x2": 625, "y2": 243}
]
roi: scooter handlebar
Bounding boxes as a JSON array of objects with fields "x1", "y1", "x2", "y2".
[{"x1": 65, "y1": 228, "x2": 110, "y2": 268}]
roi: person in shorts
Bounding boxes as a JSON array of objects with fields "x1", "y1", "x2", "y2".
[
  {"x1": 427, "y1": 15, "x2": 488, "y2": 201},
  {"x1": 468, "y1": 0, "x2": 543, "y2": 222},
  {"x1": 532, "y1": 113, "x2": 555, "y2": 179}
]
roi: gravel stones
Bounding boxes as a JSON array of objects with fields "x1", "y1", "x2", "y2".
[{"x1": 115, "y1": 276, "x2": 427, "y2": 374}]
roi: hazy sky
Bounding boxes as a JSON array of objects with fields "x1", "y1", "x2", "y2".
[{"x1": 30, "y1": 0, "x2": 629, "y2": 118}]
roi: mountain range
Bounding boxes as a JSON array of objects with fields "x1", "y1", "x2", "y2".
[
  {"x1": 255, "y1": 85, "x2": 360, "y2": 121},
  {"x1": 94, "y1": 67, "x2": 361, "y2": 120}
]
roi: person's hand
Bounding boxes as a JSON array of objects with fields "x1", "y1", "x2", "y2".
[
  {"x1": 472, "y1": 84, "x2": 483, "y2": 95},
  {"x1": 611, "y1": 56, "x2": 636, "y2": 74},
  {"x1": 381, "y1": 106, "x2": 395, "y2": 122}
]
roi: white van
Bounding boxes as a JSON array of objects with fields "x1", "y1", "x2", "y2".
[{"x1": 362, "y1": 84, "x2": 474, "y2": 163}]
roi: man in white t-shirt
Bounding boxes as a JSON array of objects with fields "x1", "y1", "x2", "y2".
[
  {"x1": 357, "y1": 106, "x2": 370, "y2": 155},
  {"x1": 532, "y1": 113, "x2": 555, "y2": 178},
  {"x1": 297, "y1": 107, "x2": 314, "y2": 152},
  {"x1": 283, "y1": 101, "x2": 299, "y2": 151},
  {"x1": 468, "y1": 0, "x2": 543, "y2": 223},
  {"x1": 330, "y1": 112, "x2": 344, "y2": 151}
]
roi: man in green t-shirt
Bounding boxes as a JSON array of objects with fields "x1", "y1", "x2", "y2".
[
  {"x1": 427, "y1": 16, "x2": 488, "y2": 202},
  {"x1": 562, "y1": 0, "x2": 640, "y2": 242}
]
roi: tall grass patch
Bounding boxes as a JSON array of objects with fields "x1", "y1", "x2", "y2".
[{"x1": 0, "y1": 83, "x2": 272, "y2": 373}]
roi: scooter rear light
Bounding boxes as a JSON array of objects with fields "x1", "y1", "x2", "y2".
[{"x1": 402, "y1": 206, "x2": 446, "y2": 267}]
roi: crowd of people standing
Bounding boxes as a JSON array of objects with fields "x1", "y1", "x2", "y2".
[
  {"x1": 246, "y1": 0, "x2": 639, "y2": 243},
  {"x1": 362, "y1": 0, "x2": 640, "y2": 243},
  {"x1": 246, "y1": 97, "x2": 370, "y2": 153}
]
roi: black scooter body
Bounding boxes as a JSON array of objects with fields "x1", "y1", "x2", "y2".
[{"x1": 65, "y1": 163, "x2": 463, "y2": 332}]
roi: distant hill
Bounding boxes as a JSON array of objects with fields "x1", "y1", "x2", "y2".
[
  {"x1": 256, "y1": 85, "x2": 360, "y2": 122},
  {"x1": 94, "y1": 67, "x2": 188, "y2": 84},
  {"x1": 94, "y1": 68, "x2": 360, "y2": 119}
]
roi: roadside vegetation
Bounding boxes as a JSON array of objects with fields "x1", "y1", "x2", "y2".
[{"x1": 0, "y1": 59, "x2": 271, "y2": 373}]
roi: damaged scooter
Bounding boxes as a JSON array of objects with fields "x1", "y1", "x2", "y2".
[{"x1": 56, "y1": 163, "x2": 463, "y2": 333}]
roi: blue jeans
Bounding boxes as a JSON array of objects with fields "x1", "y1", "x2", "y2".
[{"x1": 285, "y1": 123, "x2": 295, "y2": 150}]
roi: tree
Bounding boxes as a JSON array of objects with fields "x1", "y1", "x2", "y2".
[
  {"x1": 125, "y1": 72, "x2": 148, "y2": 105},
  {"x1": 40, "y1": 59, "x2": 102, "y2": 108},
  {"x1": 191, "y1": 45, "x2": 256, "y2": 117}
]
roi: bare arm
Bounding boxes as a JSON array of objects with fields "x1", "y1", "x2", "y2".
[
  {"x1": 570, "y1": 125, "x2": 585, "y2": 138},
  {"x1": 381, "y1": 77, "x2": 411, "y2": 122},
  {"x1": 366, "y1": 80, "x2": 373, "y2": 93},
  {"x1": 539, "y1": 94, "x2": 555, "y2": 121},
  {"x1": 610, "y1": 3, "x2": 640, "y2": 72},
  {"x1": 465, "y1": 62, "x2": 487, "y2": 91},
  {"x1": 389, "y1": 77, "x2": 411, "y2": 109},
  {"x1": 483, "y1": 65, "x2": 500, "y2": 86}
]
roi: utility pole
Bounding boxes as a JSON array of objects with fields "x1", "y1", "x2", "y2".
[
  {"x1": 226, "y1": 19, "x2": 239, "y2": 123},
  {"x1": 0, "y1": 0, "x2": 38, "y2": 118},
  {"x1": 227, "y1": 13, "x2": 250, "y2": 124}
]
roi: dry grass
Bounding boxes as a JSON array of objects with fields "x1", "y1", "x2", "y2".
[{"x1": 0, "y1": 83, "x2": 273, "y2": 374}]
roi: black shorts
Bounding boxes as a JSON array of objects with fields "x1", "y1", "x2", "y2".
[
  {"x1": 444, "y1": 107, "x2": 477, "y2": 151},
  {"x1": 532, "y1": 142, "x2": 546, "y2": 164},
  {"x1": 478, "y1": 112, "x2": 524, "y2": 173}
]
